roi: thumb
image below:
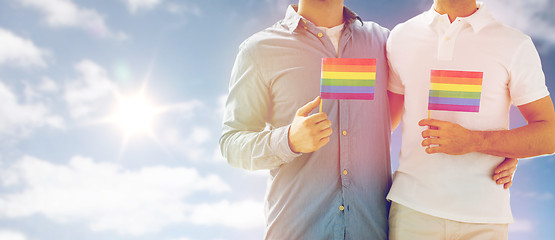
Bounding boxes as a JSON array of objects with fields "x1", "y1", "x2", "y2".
[{"x1": 296, "y1": 96, "x2": 321, "y2": 117}]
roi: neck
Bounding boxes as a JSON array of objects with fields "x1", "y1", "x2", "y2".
[
  {"x1": 298, "y1": 0, "x2": 344, "y2": 28},
  {"x1": 434, "y1": 0, "x2": 477, "y2": 23}
]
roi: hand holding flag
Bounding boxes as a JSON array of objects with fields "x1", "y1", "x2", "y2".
[
  {"x1": 419, "y1": 118, "x2": 481, "y2": 155},
  {"x1": 288, "y1": 96, "x2": 333, "y2": 153},
  {"x1": 422, "y1": 69, "x2": 484, "y2": 154}
]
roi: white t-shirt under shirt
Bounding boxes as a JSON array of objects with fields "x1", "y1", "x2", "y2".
[
  {"x1": 317, "y1": 23, "x2": 344, "y2": 57},
  {"x1": 387, "y1": 2, "x2": 550, "y2": 223}
]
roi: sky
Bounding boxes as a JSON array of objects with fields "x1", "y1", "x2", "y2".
[{"x1": 0, "y1": 0, "x2": 554, "y2": 240}]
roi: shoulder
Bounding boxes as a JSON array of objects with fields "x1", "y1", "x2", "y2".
[
  {"x1": 238, "y1": 20, "x2": 289, "y2": 58},
  {"x1": 353, "y1": 20, "x2": 390, "y2": 42},
  {"x1": 482, "y1": 21, "x2": 531, "y2": 47},
  {"x1": 389, "y1": 12, "x2": 428, "y2": 41}
]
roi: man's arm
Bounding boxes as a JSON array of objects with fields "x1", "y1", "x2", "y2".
[
  {"x1": 220, "y1": 46, "x2": 295, "y2": 171},
  {"x1": 419, "y1": 96, "x2": 555, "y2": 158},
  {"x1": 220, "y1": 46, "x2": 332, "y2": 171},
  {"x1": 389, "y1": 91, "x2": 518, "y2": 188},
  {"x1": 388, "y1": 91, "x2": 404, "y2": 132}
]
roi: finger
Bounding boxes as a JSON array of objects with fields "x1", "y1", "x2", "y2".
[
  {"x1": 494, "y1": 158, "x2": 518, "y2": 174},
  {"x1": 504, "y1": 181, "x2": 513, "y2": 189},
  {"x1": 307, "y1": 112, "x2": 328, "y2": 125},
  {"x1": 493, "y1": 167, "x2": 515, "y2": 181},
  {"x1": 418, "y1": 118, "x2": 440, "y2": 127},
  {"x1": 496, "y1": 176, "x2": 512, "y2": 186},
  {"x1": 296, "y1": 96, "x2": 321, "y2": 117},
  {"x1": 421, "y1": 138, "x2": 441, "y2": 147},
  {"x1": 316, "y1": 136, "x2": 330, "y2": 150},
  {"x1": 419, "y1": 119, "x2": 449, "y2": 130},
  {"x1": 316, "y1": 127, "x2": 333, "y2": 139},
  {"x1": 418, "y1": 118, "x2": 432, "y2": 126},
  {"x1": 425, "y1": 146, "x2": 441, "y2": 154},
  {"x1": 422, "y1": 129, "x2": 441, "y2": 138},
  {"x1": 315, "y1": 119, "x2": 332, "y2": 131}
]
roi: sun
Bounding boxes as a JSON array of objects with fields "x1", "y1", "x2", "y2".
[
  {"x1": 100, "y1": 88, "x2": 169, "y2": 155},
  {"x1": 114, "y1": 95, "x2": 155, "y2": 135}
]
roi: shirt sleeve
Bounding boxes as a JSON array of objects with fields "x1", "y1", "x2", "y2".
[
  {"x1": 219, "y1": 43, "x2": 301, "y2": 171},
  {"x1": 508, "y1": 37, "x2": 550, "y2": 106},
  {"x1": 386, "y1": 32, "x2": 405, "y2": 95}
]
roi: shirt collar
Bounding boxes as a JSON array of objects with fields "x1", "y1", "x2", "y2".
[
  {"x1": 283, "y1": 4, "x2": 361, "y2": 33},
  {"x1": 424, "y1": 1, "x2": 494, "y2": 33},
  {"x1": 464, "y1": 2, "x2": 494, "y2": 33}
]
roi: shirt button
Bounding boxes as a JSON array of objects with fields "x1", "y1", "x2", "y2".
[
  {"x1": 445, "y1": 37, "x2": 451, "y2": 41},
  {"x1": 343, "y1": 169, "x2": 348, "y2": 175},
  {"x1": 339, "y1": 205, "x2": 345, "y2": 211},
  {"x1": 342, "y1": 130, "x2": 347, "y2": 136},
  {"x1": 317, "y1": 32, "x2": 323, "y2": 38}
]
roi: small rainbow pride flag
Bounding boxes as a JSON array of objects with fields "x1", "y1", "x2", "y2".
[
  {"x1": 428, "y1": 70, "x2": 483, "y2": 113},
  {"x1": 320, "y1": 58, "x2": 376, "y2": 100}
]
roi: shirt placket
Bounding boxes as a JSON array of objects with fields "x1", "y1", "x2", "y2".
[
  {"x1": 437, "y1": 17, "x2": 463, "y2": 61},
  {"x1": 313, "y1": 24, "x2": 351, "y2": 240},
  {"x1": 303, "y1": 19, "x2": 340, "y2": 58},
  {"x1": 339, "y1": 27, "x2": 356, "y2": 240}
]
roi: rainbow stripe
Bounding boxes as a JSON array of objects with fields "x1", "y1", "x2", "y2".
[
  {"x1": 428, "y1": 70, "x2": 483, "y2": 112},
  {"x1": 320, "y1": 58, "x2": 376, "y2": 100}
]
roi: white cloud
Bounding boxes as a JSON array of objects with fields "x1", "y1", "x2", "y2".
[
  {"x1": 515, "y1": 191, "x2": 554, "y2": 201},
  {"x1": 509, "y1": 218, "x2": 533, "y2": 233},
  {"x1": 216, "y1": 94, "x2": 227, "y2": 117},
  {"x1": 122, "y1": 0, "x2": 163, "y2": 13},
  {"x1": 38, "y1": 77, "x2": 59, "y2": 92},
  {"x1": 18, "y1": 0, "x2": 127, "y2": 40},
  {"x1": 0, "y1": 230, "x2": 27, "y2": 240},
  {"x1": 188, "y1": 199, "x2": 264, "y2": 230},
  {"x1": 160, "y1": 126, "x2": 211, "y2": 161},
  {"x1": 0, "y1": 155, "x2": 238, "y2": 235},
  {"x1": 166, "y1": 3, "x2": 202, "y2": 16},
  {"x1": 0, "y1": 81, "x2": 64, "y2": 136},
  {"x1": 0, "y1": 28, "x2": 48, "y2": 68},
  {"x1": 484, "y1": 0, "x2": 555, "y2": 50},
  {"x1": 64, "y1": 59, "x2": 118, "y2": 120}
]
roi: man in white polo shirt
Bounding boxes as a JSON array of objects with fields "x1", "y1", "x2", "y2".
[{"x1": 386, "y1": 0, "x2": 555, "y2": 239}]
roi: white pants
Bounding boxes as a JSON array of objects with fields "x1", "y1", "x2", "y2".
[{"x1": 389, "y1": 202, "x2": 508, "y2": 240}]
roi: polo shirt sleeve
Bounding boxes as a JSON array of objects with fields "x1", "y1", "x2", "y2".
[
  {"x1": 508, "y1": 37, "x2": 550, "y2": 106},
  {"x1": 219, "y1": 41, "x2": 300, "y2": 171},
  {"x1": 386, "y1": 33, "x2": 405, "y2": 95}
]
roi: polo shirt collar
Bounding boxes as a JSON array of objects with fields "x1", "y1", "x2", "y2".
[
  {"x1": 283, "y1": 4, "x2": 361, "y2": 33},
  {"x1": 464, "y1": 2, "x2": 495, "y2": 33},
  {"x1": 425, "y1": 1, "x2": 495, "y2": 33}
]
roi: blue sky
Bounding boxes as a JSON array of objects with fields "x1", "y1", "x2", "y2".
[{"x1": 0, "y1": 0, "x2": 553, "y2": 239}]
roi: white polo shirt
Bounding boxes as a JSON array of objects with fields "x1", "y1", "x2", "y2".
[{"x1": 387, "y1": 2, "x2": 549, "y2": 223}]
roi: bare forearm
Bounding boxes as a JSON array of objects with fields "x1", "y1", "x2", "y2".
[{"x1": 473, "y1": 120, "x2": 555, "y2": 158}]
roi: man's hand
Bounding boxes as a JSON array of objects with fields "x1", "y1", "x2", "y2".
[
  {"x1": 288, "y1": 96, "x2": 333, "y2": 153},
  {"x1": 419, "y1": 118, "x2": 480, "y2": 155},
  {"x1": 493, "y1": 158, "x2": 518, "y2": 189}
]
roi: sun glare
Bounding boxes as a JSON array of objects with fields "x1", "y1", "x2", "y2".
[{"x1": 114, "y1": 95, "x2": 157, "y2": 136}]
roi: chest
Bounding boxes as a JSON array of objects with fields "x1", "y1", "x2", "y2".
[{"x1": 261, "y1": 34, "x2": 388, "y2": 124}]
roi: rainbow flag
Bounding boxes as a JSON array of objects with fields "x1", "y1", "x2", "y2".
[
  {"x1": 320, "y1": 58, "x2": 376, "y2": 100},
  {"x1": 428, "y1": 70, "x2": 483, "y2": 112}
]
